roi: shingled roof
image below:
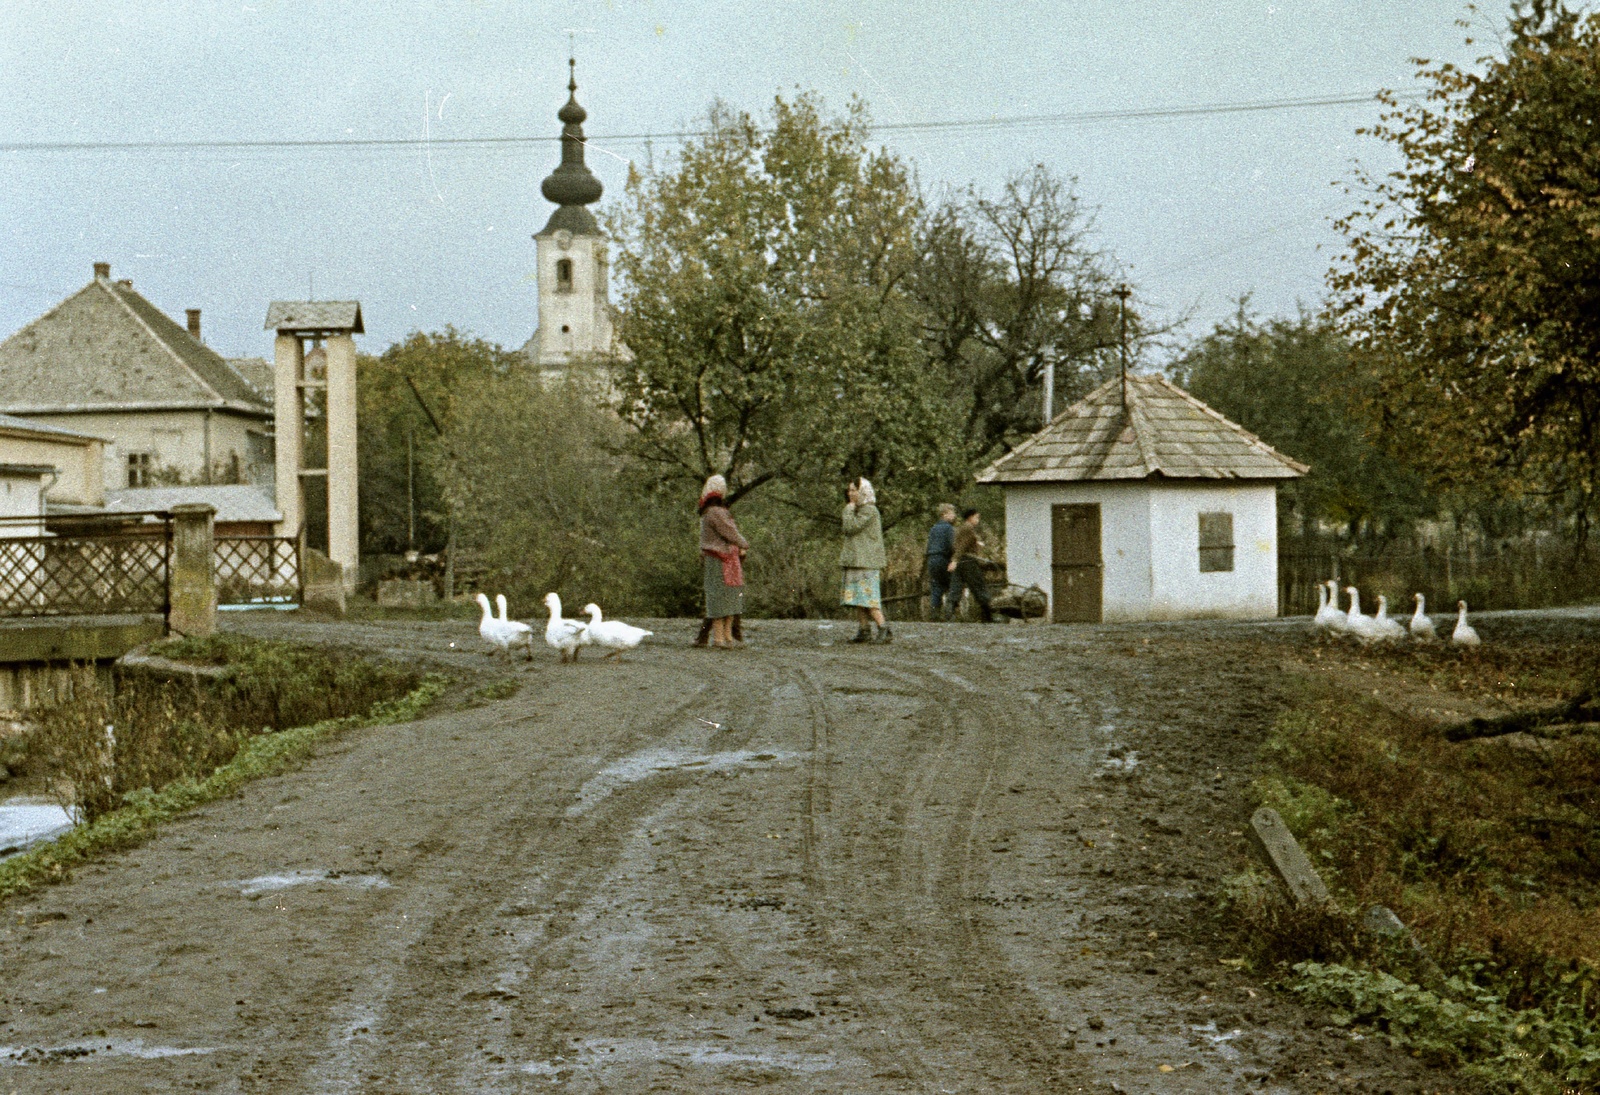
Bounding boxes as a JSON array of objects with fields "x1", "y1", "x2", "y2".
[
  {"x1": 0, "y1": 274, "x2": 271, "y2": 416},
  {"x1": 977, "y1": 372, "x2": 1307, "y2": 485},
  {"x1": 263, "y1": 301, "x2": 363, "y2": 334}
]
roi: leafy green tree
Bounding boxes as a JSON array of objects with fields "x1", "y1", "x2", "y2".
[
  {"x1": 913, "y1": 167, "x2": 1127, "y2": 456},
  {"x1": 360, "y1": 328, "x2": 703, "y2": 613},
  {"x1": 357, "y1": 329, "x2": 516, "y2": 557},
  {"x1": 1171, "y1": 304, "x2": 1431, "y2": 542},
  {"x1": 609, "y1": 94, "x2": 969, "y2": 527},
  {"x1": 1329, "y1": 0, "x2": 1600, "y2": 548}
]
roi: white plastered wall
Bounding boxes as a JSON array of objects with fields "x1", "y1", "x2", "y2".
[
  {"x1": 1002, "y1": 482, "x2": 1154, "y2": 623},
  {"x1": 1002, "y1": 479, "x2": 1281, "y2": 621},
  {"x1": 1147, "y1": 481, "x2": 1279, "y2": 620},
  {"x1": 0, "y1": 434, "x2": 103, "y2": 506},
  {"x1": 0, "y1": 470, "x2": 48, "y2": 536},
  {"x1": 23, "y1": 410, "x2": 266, "y2": 488}
]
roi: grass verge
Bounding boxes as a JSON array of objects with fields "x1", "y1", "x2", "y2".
[
  {"x1": 0, "y1": 672, "x2": 448, "y2": 906},
  {"x1": 1228, "y1": 631, "x2": 1600, "y2": 1094}
]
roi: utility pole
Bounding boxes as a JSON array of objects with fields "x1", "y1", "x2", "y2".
[
  {"x1": 1115, "y1": 283, "x2": 1132, "y2": 407},
  {"x1": 1042, "y1": 361, "x2": 1055, "y2": 426},
  {"x1": 406, "y1": 427, "x2": 415, "y2": 552}
]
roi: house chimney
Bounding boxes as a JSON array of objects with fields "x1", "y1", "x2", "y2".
[
  {"x1": 93, "y1": 262, "x2": 110, "y2": 279},
  {"x1": 186, "y1": 309, "x2": 202, "y2": 341},
  {"x1": 116, "y1": 279, "x2": 132, "y2": 289}
]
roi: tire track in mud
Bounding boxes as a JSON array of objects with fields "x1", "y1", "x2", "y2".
[
  {"x1": 291, "y1": 675, "x2": 727, "y2": 1092},
  {"x1": 867, "y1": 657, "x2": 1079, "y2": 1091},
  {"x1": 356, "y1": 660, "x2": 844, "y2": 1091},
  {"x1": 792, "y1": 665, "x2": 941, "y2": 1091}
]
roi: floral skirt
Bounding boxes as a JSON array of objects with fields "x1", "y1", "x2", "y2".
[{"x1": 841, "y1": 567, "x2": 882, "y2": 610}]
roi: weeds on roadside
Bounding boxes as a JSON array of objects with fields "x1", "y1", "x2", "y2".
[
  {"x1": 1230, "y1": 632, "x2": 1600, "y2": 1094},
  {"x1": 30, "y1": 636, "x2": 423, "y2": 823},
  {"x1": 0, "y1": 673, "x2": 448, "y2": 904}
]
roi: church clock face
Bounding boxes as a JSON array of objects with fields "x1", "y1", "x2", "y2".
[{"x1": 555, "y1": 229, "x2": 573, "y2": 250}]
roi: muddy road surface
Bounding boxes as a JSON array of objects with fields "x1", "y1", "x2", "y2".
[{"x1": 0, "y1": 617, "x2": 1469, "y2": 1093}]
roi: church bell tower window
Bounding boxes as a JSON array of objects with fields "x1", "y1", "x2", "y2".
[{"x1": 556, "y1": 258, "x2": 573, "y2": 292}]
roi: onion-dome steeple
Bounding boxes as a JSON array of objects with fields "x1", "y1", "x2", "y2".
[{"x1": 538, "y1": 58, "x2": 603, "y2": 235}]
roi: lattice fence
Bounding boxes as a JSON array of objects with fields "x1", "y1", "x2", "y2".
[
  {"x1": 0, "y1": 534, "x2": 170, "y2": 616},
  {"x1": 214, "y1": 537, "x2": 300, "y2": 606}
]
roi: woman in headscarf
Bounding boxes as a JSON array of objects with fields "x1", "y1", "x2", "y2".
[
  {"x1": 840, "y1": 477, "x2": 891, "y2": 643},
  {"x1": 698, "y1": 475, "x2": 749, "y2": 649}
]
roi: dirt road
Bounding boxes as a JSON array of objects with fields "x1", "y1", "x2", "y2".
[{"x1": 0, "y1": 616, "x2": 1469, "y2": 1093}]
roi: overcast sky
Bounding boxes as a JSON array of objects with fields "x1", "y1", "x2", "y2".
[{"x1": 0, "y1": 1, "x2": 1482, "y2": 362}]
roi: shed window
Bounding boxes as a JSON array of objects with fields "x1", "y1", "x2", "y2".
[
  {"x1": 555, "y1": 258, "x2": 573, "y2": 291},
  {"x1": 127, "y1": 452, "x2": 152, "y2": 488},
  {"x1": 1198, "y1": 511, "x2": 1234, "y2": 572}
]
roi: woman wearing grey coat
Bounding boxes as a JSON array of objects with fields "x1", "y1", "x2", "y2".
[{"x1": 840, "y1": 477, "x2": 891, "y2": 644}]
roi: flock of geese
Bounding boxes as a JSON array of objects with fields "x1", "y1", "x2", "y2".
[
  {"x1": 474, "y1": 592, "x2": 653, "y2": 663},
  {"x1": 1313, "y1": 580, "x2": 1480, "y2": 646}
]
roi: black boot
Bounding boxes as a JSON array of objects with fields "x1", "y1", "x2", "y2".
[
  {"x1": 849, "y1": 626, "x2": 873, "y2": 643},
  {"x1": 876, "y1": 625, "x2": 894, "y2": 644}
]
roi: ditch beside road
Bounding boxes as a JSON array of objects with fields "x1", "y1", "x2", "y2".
[{"x1": 0, "y1": 614, "x2": 1487, "y2": 1093}]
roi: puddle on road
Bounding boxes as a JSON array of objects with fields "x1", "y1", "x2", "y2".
[
  {"x1": 0, "y1": 1038, "x2": 215, "y2": 1065},
  {"x1": 521, "y1": 1037, "x2": 838, "y2": 1077},
  {"x1": 1191, "y1": 1020, "x2": 1244, "y2": 1060},
  {"x1": 567, "y1": 748, "x2": 797, "y2": 817},
  {"x1": 0, "y1": 800, "x2": 77, "y2": 858},
  {"x1": 232, "y1": 869, "x2": 390, "y2": 897}
]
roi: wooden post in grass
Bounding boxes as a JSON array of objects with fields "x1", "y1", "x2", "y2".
[{"x1": 1249, "y1": 807, "x2": 1330, "y2": 906}]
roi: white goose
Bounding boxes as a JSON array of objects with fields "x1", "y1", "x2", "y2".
[
  {"x1": 581, "y1": 603, "x2": 653, "y2": 660},
  {"x1": 1314, "y1": 579, "x2": 1344, "y2": 631},
  {"x1": 1451, "y1": 600, "x2": 1481, "y2": 647},
  {"x1": 544, "y1": 593, "x2": 590, "y2": 663},
  {"x1": 476, "y1": 593, "x2": 533, "y2": 657},
  {"x1": 1373, "y1": 594, "x2": 1408, "y2": 642},
  {"x1": 1409, "y1": 593, "x2": 1437, "y2": 641},
  {"x1": 1344, "y1": 586, "x2": 1382, "y2": 643}
]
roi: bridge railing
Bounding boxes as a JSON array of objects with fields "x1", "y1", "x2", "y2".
[
  {"x1": 215, "y1": 536, "x2": 301, "y2": 606},
  {"x1": 0, "y1": 513, "x2": 172, "y2": 618}
]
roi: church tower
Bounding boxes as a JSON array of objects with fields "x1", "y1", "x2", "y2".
[{"x1": 525, "y1": 59, "x2": 614, "y2": 374}]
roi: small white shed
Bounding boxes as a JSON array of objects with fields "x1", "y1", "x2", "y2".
[{"x1": 977, "y1": 373, "x2": 1307, "y2": 623}]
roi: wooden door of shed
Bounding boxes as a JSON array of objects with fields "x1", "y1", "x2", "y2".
[{"x1": 1051, "y1": 503, "x2": 1102, "y2": 623}]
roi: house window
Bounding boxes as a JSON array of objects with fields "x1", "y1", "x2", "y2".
[
  {"x1": 127, "y1": 452, "x2": 153, "y2": 488},
  {"x1": 1198, "y1": 512, "x2": 1234, "y2": 572},
  {"x1": 555, "y1": 259, "x2": 573, "y2": 291}
]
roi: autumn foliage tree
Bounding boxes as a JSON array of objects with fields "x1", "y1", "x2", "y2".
[{"x1": 1331, "y1": 1, "x2": 1600, "y2": 548}]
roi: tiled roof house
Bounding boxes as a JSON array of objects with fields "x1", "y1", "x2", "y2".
[
  {"x1": 978, "y1": 373, "x2": 1307, "y2": 623},
  {"x1": 0, "y1": 263, "x2": 274, "y2": 492}
]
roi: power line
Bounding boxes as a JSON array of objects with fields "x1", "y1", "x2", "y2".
[{"x1": 0, "y1": 90, "x2": 1423, "y2": 155}]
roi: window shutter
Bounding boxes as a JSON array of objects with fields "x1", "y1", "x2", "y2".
[{"x1": 1198, "y1": 511, "x2": 1234, "y2": 572}]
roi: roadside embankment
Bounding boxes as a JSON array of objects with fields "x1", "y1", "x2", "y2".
[
  {"x1": 1232, "y1": 616, "x2": 1600, "y2": 1094},
  {"x1": 0, "y1": 634, "x2": 446, "y2": 904}
]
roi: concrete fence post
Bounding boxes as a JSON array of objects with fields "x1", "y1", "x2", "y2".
[{"x1": 169, "y1": 503, "x2": 217, "y2": 637}]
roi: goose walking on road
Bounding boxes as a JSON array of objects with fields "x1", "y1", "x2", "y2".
[
  {"x1": 544, "y1": 593, "x2": 590, "y2": 663},
  {"x1": 476, "y1": 593, "x2": 533, "y2": 658},
  {"x1": 582, "y1": 603, "x2": 653, "y2": 660},
  {"x1": 1452, "y1": 600, "x2": 1481, "y2": 647},
  {"x1": 1409, "y1": 593, "x2": 1436, "y2": 641}
]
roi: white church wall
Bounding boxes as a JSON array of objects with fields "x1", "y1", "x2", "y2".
[{"x1": 534, "y1": 231, "x2": 613, "y2": 366}]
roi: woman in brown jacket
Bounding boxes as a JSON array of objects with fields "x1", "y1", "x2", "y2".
[{"x1": 698, "y1": 475, "x2": 749, "y2": 649}]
